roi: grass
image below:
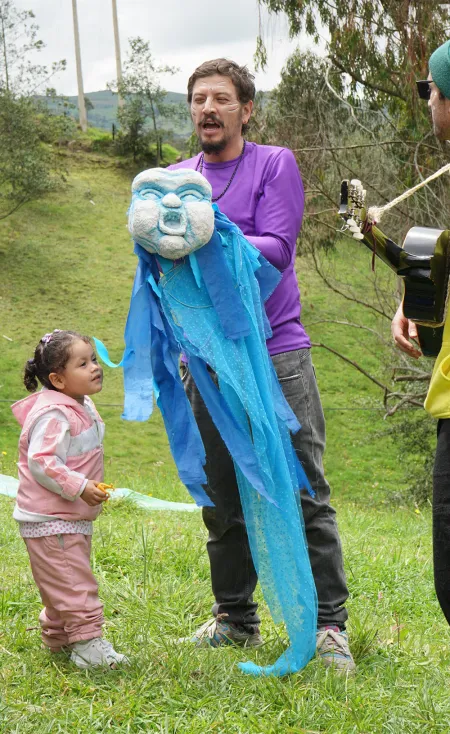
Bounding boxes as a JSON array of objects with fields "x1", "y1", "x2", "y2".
[
  {"x1": 1, "y1": 496, "x2": 449, "y2": 733},
  {"x1": 0, "y1": 154, "x2": 448, "y2": 732}
]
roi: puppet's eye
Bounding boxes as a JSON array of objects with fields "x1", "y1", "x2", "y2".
[
  {"x1": 179, "y1": 189, "x2": 204, "y2": 203},
  {"x1": 139, "y1": 188, "x2": 162, "y2": 201}
]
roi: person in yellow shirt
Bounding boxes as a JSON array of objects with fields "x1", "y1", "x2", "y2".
[{"x1": 392, "y1": 39, "x2": 450, "y2": 625}]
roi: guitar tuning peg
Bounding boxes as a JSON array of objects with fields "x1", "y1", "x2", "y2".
[{"x1": 346, "y1": 218, "x2": 364, "y2": 240}]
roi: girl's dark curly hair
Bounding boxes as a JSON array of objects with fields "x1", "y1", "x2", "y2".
[{"x1": 23, "y1": 330, "x2": 91, "y2": 393}]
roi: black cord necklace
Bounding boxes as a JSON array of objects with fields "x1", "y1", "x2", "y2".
[{"x1": 197, "y1": 140, "x2": 246, "y2": 202}]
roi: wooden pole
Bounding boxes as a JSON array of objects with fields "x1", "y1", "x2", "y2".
[{"x1": 72, "y1": 0, "x2": 87, "y2": 132}]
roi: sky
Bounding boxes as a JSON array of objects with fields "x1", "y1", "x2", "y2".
[{"x1": 13, "y1": 0, "x2": 320, "y2": 96}]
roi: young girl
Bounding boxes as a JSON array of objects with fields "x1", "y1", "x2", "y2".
[{"x1": 12, "y1": 329, "x2": 128, "y2": 670}]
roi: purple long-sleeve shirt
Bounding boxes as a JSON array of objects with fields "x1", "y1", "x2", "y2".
[{"x1": 169, "y1": 142, "x2": 311, "y2": 355}]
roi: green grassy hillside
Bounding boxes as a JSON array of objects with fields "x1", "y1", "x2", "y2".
[
  {"x1": 0, "y1": 152, "x2": 407, "y2": 500},
  {"x1": 39, "y1": 89, "x2": 193, "y2": 137},
  {"x1": 1, "y1": 154, "x2": 449, "y2": 733}
]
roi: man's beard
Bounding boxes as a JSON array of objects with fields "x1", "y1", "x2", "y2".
[{"x1": 199, "y1": 136, "x2": 228, "y2": 155}]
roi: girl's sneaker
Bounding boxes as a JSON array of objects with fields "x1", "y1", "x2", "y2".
[{"x1": 70, "y1": 638, "x2": 129, "y2": 670}]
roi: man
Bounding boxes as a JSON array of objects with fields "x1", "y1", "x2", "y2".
[
  {"x1": 392, "y1": 40, "x2": 450, "y2": 627},
  {"x1": 170, "y1": 59, "x2": 354, "y2": 671}
]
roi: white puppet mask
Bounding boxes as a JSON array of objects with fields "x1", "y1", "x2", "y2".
[{"x1": 128, "y1": 168, "x2": 214, "y2": 259}]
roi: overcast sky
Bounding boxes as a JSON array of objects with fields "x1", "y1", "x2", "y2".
[{"x1": 13, "y1": 0, "x2": 321, "y2": 96}]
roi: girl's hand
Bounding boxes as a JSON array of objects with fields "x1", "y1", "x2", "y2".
[{"x1": 80, "y1": 480, "x2": 108, "y2": 506}]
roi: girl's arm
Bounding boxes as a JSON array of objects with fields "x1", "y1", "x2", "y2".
[{"x1": 27, "y1": 410, "x2": 88, "y2": 501}]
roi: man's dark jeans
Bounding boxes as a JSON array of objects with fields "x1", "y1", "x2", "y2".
[{"x1": 183, "y1": 348, "x2": 349, "y2": 629}]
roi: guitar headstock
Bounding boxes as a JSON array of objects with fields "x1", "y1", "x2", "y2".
[{"x1": 339, "y1": 179, "x2": 367, "y2": 240}]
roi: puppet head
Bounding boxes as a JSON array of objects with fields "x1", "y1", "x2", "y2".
[{"x1": 128, "y1": 168, "x2": 214, "y2": 259}]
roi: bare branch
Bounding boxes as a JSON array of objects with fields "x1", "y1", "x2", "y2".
[
  {"x1": 393, "y1": 374, "x2": 432, "y2": 383},
  {"x1": 309, "y1": 246, "x2": 392, "y2": 320},
  {"x1": 305, "y1": 318, "x2": 394, "y2": 349},
  {"x1": 311, "y1": 340, "x2": 390, "y2": 391},
  {"x1": 0, "y1": 198, "x2": 28, "y2": 220},
  {"x1": 293, "y1": 140, "x2": 410, "y2": 153}
]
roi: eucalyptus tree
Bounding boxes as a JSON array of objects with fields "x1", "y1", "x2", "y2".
[
  {"x1": 249, "y1": 6, "x2": 450, "y2": 482},
  {"x1": 257, "y1": 0, "x2": 450, "y2": 128},
  {"x1": 71, "y1": 0, "x2": 87, "y2": 131},
  {"x1": 111, "y1": 0, "x2": 123, "y2": 108}
]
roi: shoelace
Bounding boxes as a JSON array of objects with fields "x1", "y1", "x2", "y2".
[
  {"x1": 194, "y1": 618, "x2": 225, "y2": 640},
  {"x1": 316, "y1": 628, "x2": 348, "y2": 655}
]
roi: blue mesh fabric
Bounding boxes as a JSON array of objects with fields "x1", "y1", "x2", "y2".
[{"x1": 96, "y1": 207, "x2": 318, "y2": 675}]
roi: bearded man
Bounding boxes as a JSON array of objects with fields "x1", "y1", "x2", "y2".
[
  {"x1": 169, "y1": 59, "x2": 354, "y2": 672},
  {"x1": 392, "y1": 40, "x2": 450, "y2": 627}
]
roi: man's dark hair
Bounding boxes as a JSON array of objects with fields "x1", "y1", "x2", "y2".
[{"x1": 187, "y1": 58, "x2": 256, "y2": 106}]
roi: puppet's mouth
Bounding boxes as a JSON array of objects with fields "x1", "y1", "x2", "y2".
[{"x1": 159, "y1": 210, "x2": 187, "y2": 235}]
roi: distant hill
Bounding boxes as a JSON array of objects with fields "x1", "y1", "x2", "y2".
[{"x1": 39, "y1": 89, "x2": 193, "y2": 137}]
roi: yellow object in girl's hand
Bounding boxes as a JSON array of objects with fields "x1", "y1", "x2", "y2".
[{"x1": 95, "y1": 482, "x2": 115, "y2": 499}]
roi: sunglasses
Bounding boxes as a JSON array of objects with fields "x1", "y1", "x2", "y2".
[{"x1": 417, "y1": 80, "x2": 431, "y2": 101}]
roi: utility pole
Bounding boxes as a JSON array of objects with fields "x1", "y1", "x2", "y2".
[
  {"x1": 72, "y1": 0, "x2": 87, "y2": 132},
  {"x1": 112, "y1": 0, "x2": 124, "y2": 108}
]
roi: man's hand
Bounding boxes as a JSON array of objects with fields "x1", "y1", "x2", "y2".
[
  {"x1": 391, "y1": 303, "x2": 422, "y2": 359},
  {"x1": 80, "y1": 480, "x2": 109, "y2": 506}
]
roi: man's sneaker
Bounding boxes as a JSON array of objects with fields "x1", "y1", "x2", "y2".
[
  {"x1": 316, "y1": 627, "x2": 355, "y2": 673},
  {"x1": 70, "y1": 638, "x2": 129, "y2": 670},
  {"x1": 183, "y1": 618, "x2": 263, "y2": 648}
]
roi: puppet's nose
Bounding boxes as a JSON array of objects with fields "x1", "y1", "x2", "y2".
[{"x1": 161, "y1": 193, "x2": 182, "y2": 208}]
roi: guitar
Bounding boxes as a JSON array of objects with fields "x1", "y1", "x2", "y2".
[{"x1": 338, "y1": 179, "x2": 450, "y2": 357}]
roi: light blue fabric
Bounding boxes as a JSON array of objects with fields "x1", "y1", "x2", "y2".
[
  {"x1": 0, "y1": 474, "x2": 199, "y2": 512},
  {"x1": 96, "y1": 206, "x2": 318, "y2": 676}
]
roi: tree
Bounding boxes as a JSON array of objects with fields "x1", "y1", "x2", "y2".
[
  {"x1": 111, "y1": 0, "x2": 123, "y2": 109},
  {"x1": 0, "y1": 93, "x2": 69, "y2": 220},
  {"x1": 257, "y1": 1, "x2": 450, "y2": 129},
  {"x1": 0, "y1": 0, "x2": 65, "y2": 94},
  {"x1": 71, "y1": 0, "x2": 87, "y2": 132},
  {"x1": 0, "y1": 0, "x2": 70, "y2": 220},
  {"x1": 110, "y1": 37, "x2": 186, "y2": 165},
  {"x1": 249, "y1": 47, "x2": 446, "y2": 500}
]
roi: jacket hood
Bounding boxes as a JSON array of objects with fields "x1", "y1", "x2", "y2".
[{"x1": 11, "y1": 389, "x2": 89, "y2": 427}]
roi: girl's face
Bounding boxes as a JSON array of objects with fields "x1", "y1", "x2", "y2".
[{"x1": 49, "y1": 339, "x2": 103, "y2": 403}]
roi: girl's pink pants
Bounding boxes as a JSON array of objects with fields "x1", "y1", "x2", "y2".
[{"x1": 24, "y1": 533, "x2": 104, "y2": 650}]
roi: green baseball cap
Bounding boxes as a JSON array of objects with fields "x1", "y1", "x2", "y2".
[{"x1": 429, "y1": 40, "x2": 450, "y2": 100}]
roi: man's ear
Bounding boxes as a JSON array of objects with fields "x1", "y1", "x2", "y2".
[
  {"x1": 242, "y1": 100, "x2": 253, "y2": 125},
  {"x1": 49, "y1": 372, "x2": 65, "y2": 390}
]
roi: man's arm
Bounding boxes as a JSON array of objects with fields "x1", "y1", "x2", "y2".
[{"x1": 246, "y1": 149, "x2": 305, "y2": 271}]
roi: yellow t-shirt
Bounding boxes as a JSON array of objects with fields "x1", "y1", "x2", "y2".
[{"x1": 424, "y1": 312, "x2": 450, "y2": 417}]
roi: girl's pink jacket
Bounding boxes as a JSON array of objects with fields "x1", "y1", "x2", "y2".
[{"x1": 12, "y1": 390, "x2": 104, "y2": 522}]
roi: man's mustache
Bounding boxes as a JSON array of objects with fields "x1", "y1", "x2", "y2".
[{"x1": 200, "y1": 114, "x2": 224, "y2": 127}]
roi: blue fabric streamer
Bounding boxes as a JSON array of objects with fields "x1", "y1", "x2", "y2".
[
  {"x1": 96, "y1": 207, "x2": 318, "y2": 676},
  {"x1": 194, "y1": 227, "x2": 251, "y2": 340}
]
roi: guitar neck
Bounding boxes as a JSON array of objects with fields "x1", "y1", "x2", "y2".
[{"x1": 358, "y1": 223, "x2": 429, "y2": 276}]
